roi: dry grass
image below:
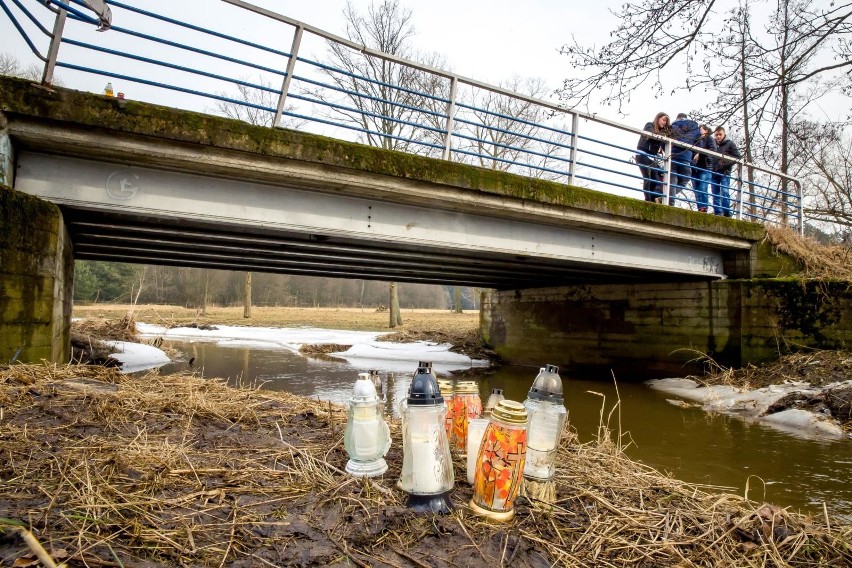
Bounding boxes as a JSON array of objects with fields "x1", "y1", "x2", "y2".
[
  {"x1": 1, "y1": 363, "x2": 849, "y2": 567},
  {"x1": 765, "y1": 227, "x2": 852, "y2": 280},
  {"x1": 73, "y1": 304, "x2": 480, "y2": 334}
]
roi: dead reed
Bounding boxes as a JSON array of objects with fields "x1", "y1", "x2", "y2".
[
  {"x1": 765, "y1": 226, "x2": 852, "y2": 280},
  {"x1": 1, "y1": 364, "x2": 849, "y2": 567}
]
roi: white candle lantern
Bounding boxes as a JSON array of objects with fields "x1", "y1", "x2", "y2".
[
  {"x1": 522, "y1": 364, "x2": 568, "y2": 482},
  {"x1": 398, "y1": 363, "x2": 454, "y2": 512},
  {"x1": 343, "y1": 372, "x2": 391, "y2": 477}
]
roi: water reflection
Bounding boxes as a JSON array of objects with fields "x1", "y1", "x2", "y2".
[{"x1": 157, "y1": 339, "x2": 852, "y2": 520}]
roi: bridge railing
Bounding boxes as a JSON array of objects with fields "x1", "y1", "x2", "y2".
[{"x1": 1, "y1": 0, "x2": 804, "y2": 231}]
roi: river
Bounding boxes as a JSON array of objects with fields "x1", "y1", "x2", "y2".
[{"x1": 152, "y1": 337, "x2": 851, "y2": 521}]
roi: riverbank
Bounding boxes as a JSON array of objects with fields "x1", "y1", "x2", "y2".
[
  {"x1": 72, "y1": 304, "x2": 492, "y2": 360},
  {"x1": 649, "y1": 350, "x2": 852, "y2": 439},
  {"x1": 1, "y1": 363, "x2": 849, "y2": 567}
]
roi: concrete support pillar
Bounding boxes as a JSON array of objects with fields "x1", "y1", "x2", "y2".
[
  {"x1": 483, "y1": 280, "x2": 852, "y2": 380},
  {"x1": 0, "y1": 113, "x2": 13, "y2": 187},
  {"x1": 0, "y1": 186, "x2": 73, "y2": 364}
]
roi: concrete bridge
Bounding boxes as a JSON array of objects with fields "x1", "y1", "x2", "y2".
[{"x1": 2, "y1": 76, "x2": 849, "y2": 377}]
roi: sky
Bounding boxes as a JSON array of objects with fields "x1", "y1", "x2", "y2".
[{"x1": 0, "y1": 0, "x2": 708, "y2": 126}]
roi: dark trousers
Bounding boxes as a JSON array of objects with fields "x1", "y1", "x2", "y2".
[{"x1": 636, "y1": 154, "x2": 662, "y2": 202}]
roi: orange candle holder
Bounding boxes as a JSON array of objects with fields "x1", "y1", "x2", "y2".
[{"x1": 469, "y1": 399, "x2": 528, "y2": 521}]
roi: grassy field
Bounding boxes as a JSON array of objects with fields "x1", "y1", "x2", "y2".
[{"x1": 73, "y1": 303, "x2": 481, "y2": 334}]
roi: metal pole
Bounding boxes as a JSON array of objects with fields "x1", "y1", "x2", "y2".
[
  {"x1": 663, "y1": 140, "x2": 672, "y2": 205},
  {"x1": 735, "y1": 162, "x2": 743, "y2": 220},
  {"x1": 568, "y1": 112, "x2": 578, "y2": 186},
  {"x1": 441, "y1": 76, "x2": 458, "y2": 162},
  {"x1": 274, "y1": 25, "x2": 303, "y2": 128},
  {"x1": 42, "y1": 7, "x2": 67, "y2": 86},
  {"x1": 795, "y1": 180, "x2": 804, "y2": 235}
]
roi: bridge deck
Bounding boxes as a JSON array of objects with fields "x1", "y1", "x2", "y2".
[{"x1": 1, "y1": 76, "x2": 764, "y2": 289}]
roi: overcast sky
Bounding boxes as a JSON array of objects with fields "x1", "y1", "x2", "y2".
[{"x1": 0, "y1": 0, "x2": 715, "y2": 126}]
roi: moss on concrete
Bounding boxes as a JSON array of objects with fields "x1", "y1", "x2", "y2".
[
  {"x1": 0, "y1": 184, "x2": 72, "y2": 363},
  {"x1": 0, "y1": 75, "x2": 763, "y2": 240}
]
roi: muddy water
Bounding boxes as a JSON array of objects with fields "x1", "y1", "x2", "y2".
[{"x1": 156, "y1": 340, "x2": 852, "y2": 520}]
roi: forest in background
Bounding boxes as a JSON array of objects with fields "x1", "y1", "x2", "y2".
[{"x1": 73, "y1": 260, "x2": 479, "y2": 310}]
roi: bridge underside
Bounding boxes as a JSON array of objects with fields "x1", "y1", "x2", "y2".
[{"x1": 14, "y1": 151, "x2": 734, "y2": 290}]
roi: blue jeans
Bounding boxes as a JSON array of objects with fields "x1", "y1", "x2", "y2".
[
  {"x1": 692, "y1": 169, "x2": 711, "y2": 210},
  {"x1": 670, "y1": 151, "x2": 692, "y2": 205},
  {"x1": 710, "y1": 172, "x2": 732, "y2": 216}
]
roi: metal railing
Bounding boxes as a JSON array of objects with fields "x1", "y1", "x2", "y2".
[{"x1": 1, "y1": 0, "x2": 804, "y2": 231}]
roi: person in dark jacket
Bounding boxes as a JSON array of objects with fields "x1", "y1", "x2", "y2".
[
  {"x1": 669, "y1": 113, "x2": 701, "y2": 205},
  {"x1": 710, "y1": 126, "x2": 742, "y2": 217},
  {"x1": 691, "y1": 125, "x2": 717, "y2": 212},
  {"x1": 636, "y1": 112, "x2": 670, "y2": 202}
]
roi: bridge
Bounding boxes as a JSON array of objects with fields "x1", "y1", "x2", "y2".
[
  {"x1": 2, "y1": 76, "x2": 758, "y2": 290},
  {"x1": 2, "y1": 1, "x2": 848, "y2": 377}
]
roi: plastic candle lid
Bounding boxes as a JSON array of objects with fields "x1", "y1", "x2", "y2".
[{"x1": 491, "y1": 400, "x2": 528, "y2": 424}]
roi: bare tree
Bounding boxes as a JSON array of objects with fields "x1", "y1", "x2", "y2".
[
  {"x1": 306, "y1": 0, "x2": 448, "y2": 153},
  {"x1": 557, "y1": 0, "x2": 852, "y2": 229},
  {"x1": 0, "y1": 52, "x2": 57, "y2": 83},
  {"x1": 243, "y1": 272, "x2": 252, "y2": 319},
  {"x1": 215, "y1": 77, "x2": 304, "y2": 129},
  {"x1": 455, "y1": 77, "x2": 571, "y2": 182},
  {"x1": 790, "y1": 122, "x2": 852, "y2": 234}
]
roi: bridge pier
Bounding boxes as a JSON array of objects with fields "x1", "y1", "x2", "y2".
[
  {"x1": 483, "y1": 279, "x2": 852, "y2": 380},
  {"x1": 0, "y1": 186, "x2": 73, "y2": 364}
]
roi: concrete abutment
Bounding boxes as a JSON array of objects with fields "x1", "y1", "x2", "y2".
[
  {"x1": 483, "y1": 279, "x2": 852, "y2": 380},
  {"x1": 0, "y1": 185, "x2": 73, "y2": 364}
]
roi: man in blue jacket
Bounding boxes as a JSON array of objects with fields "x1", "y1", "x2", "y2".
[
  {"x1": 710, "y1": 126, "x2": 742, "y2": 217},
  {"x1": 669, "y1": 113, "x2": 701, "y2": 206}
]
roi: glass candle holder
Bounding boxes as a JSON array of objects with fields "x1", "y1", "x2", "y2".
[
  {"x1": 343, "y1": 372, "x2": 391, "y2": 477},
  {"x1": 522, "y1": 364, "x2": 568, "y2": 482},
  {"x1": 470, "y1": 399, "x2": 528, "y2": 521},
  {"x1": 451, "y1": 380, "x2": 482, "y2": 456},
  {"x1": 438, "y1": 378, "x2": 454, "y2": 438},
  {"x1": 466, "y1": 417, "x2": 489, "y2": 484},
  {"x1": 399, "y1": 363, "x2": 454, "y2": 513},
  {"x1": 484, "y1": 388, "x2": 505, "y2": 415}
]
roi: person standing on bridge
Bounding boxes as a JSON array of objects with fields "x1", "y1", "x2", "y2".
[
  {"x1": 710, "y1": 126, "x2": 742, "y2": 217},
  {"x1": 691, "y1": 125, "x2": 717, "y2": 213},
  {"x1": 636, "y1": 112, "x2": 670, "y2": 203},
  {"x1": 669, "y1": 113, "x2": 701, "y2": 206}
]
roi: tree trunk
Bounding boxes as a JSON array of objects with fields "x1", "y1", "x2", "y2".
[
  {"x1": 243, "y1": 272, "x2": 252, "y2": 319},
  {"x1": 453, "y1": 287, "x2": 463, "y2": 313},
  {"x1": 201, "y1": 269, "x2": 209, "y2": 316},
  {"x1": 739, "y1": 4, "x2": 756, "y2": 218},
  {"x1": 389, "y1": 282, "x2": 403, "y2": 328}
]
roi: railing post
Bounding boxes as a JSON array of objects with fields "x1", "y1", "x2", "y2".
[
  {"x1": 41, "y1": 6, "x2": 67, "y2": 86},
  {"x1": 568, "y1": 112, "x2": 579, "y2": 186},
  {"x1": 795, "y1": 179, "x2": 804, "y2": 235},
  {"x1": 735, "y1": 162, "x2": 744, "y2": 220},
  {"x1": 663, "y1": 140, "x2": 672, "y2": 205},
  {"x1": 274, "y1": 25, "x2": 303, "y2": 128},
  {"x1": 441, "y1": 76, "x2": 458, "y2": 162}
]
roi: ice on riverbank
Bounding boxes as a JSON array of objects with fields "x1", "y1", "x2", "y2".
[
  {"x1": 104, "y1": 340, "x2": 171, "y2": 373},
  {"x1": 134, "y1": 322, "x2": 488, "y2": 374},
  {"x1": 647, "y1": 377, "x2": 849, "y2": 440}
]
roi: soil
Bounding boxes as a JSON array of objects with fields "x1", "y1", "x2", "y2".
[{"x1": 1, "y1": 365, "x2": 848, "y2": 567}]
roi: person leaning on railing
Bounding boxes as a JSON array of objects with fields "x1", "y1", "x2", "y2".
[
  {"x1": 669, "y1": 113, "x2": 701, "y2": 206},
  {"x1": 691, "y1": 125, "x2": 717, "y2": 213},
  {"x1": 635, "y1": 112, "x2": 671, "y2": 203},
  {"x1": 710, "y1": 126, "x2": 742, "y2": 217}
]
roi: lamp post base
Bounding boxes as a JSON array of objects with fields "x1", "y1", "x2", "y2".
[
  {"x1": 345, "y1": 458, "x2": 388, "y2": 477},
  {"x1": 468, "y1": 499, "x2": 515, "y2": 522},
  {"x1": 406, "y1": 492, "x2": 453, "y2": 514}
]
